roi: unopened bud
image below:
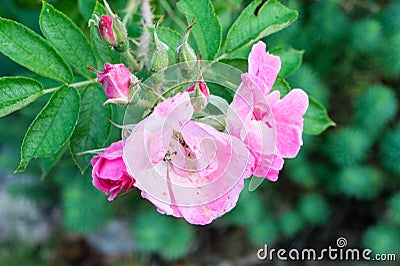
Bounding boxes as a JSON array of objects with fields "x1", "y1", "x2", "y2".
[
  {"x1": 97, "y1": 63, "x2": 139, "y2": 105},
  {"x1": 98, "y1": 15, "x2": 116, "y2": 45},
  {"x1": 94, "y1": 1, "x2": 128, "y2": 52},
  {"x1": 187, "y1": 81, "x2": 210, "y2": 113},
  {"x1": 151, "y1": 31, "x2": 169, "y2": 72},
  {"x1": 175, "y1": 21, "x2": 197, "y2": 75},
  {"x1": 150, "y1": 30, "x2": 169, "y2": 84}
]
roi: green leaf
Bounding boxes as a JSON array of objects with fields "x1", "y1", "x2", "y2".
[
  {"x1": 270, "y1": 46, "x2": 304, "y2": 77},
  {"x1": 304, "y1": 96, "x2": 335, "y2": 135},
  {"x1": 0, "y1": 17, "x2": 73, "y2": 83},
  {"x1": 70, "y1": 83, "x2": 112, "y2": 174},
  {"x1": 177, "y1": 0, "x2": 222, "y2": 60},
  {"x1": 40, "y1": 2, "x2": 97, "y2": 78},
  {"x1": 149, "y1": 26, "x2": 181, "y2": 61},
  {"x1": 78, "y1": 0, "x2": 97, "y2": 21},
  {"x1": 225, "y1": 0, "x2": 298, "y2": 53},
  {"x1": 271, "y1": 77, "x2": 291, "y2": 96},
  {"x1": 90, "y1": 1, "x2": 122, "y2": 66},
  {"x1": 0, "y1": 77, "x2": 43, "y2": 118},
  {"x1": 16, "y1": 86, "x2": 80, "y2": 172},
  {"x1": 208, "y1": 83, "x2": 234, "y2": 103},
  {"x1": 219, "y1": 58, "x2": 248, "y2": 72}
]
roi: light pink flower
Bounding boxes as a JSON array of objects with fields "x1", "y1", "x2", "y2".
[
  {"x1": 97, "y1": 63, "x2": 133, "y2": 105},
  {"x1": 226, "y1": 41, "x2": 308, "y2": 181},
  {"x1": 91, "y1": 141, "x2": 135, "y2": 201},
  {"x1": 123, "y1": 92, "x2": 254, "y2": 225}
]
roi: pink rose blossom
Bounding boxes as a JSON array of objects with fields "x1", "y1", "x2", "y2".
[
  {"x1": 226, "y1": 41, "x2": 309, "y2": 181},
  {"x1": 91, "y1": 141, "x2": 135, "y2": 201},
  {"x1": 97, "y1": 63, "x2": 133, "y2": 105},
  {"x1": 123, "y1": 92, "x2": 254, "y2": 225}
]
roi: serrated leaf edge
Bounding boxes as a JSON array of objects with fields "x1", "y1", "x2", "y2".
[
  {"x1": 0, "y1": 17, "x2": 74, "y2": 83},
  {"x1": 0, "y1": 76, "x2": 44, "y2": 118},
  {"x1": 15, "y1": 86, "x2": 80, "y2": 172},
  {"x1": 177, "y1": 0, "x2": 222, "y2": 60},
  {"x1": 70, "y1": 84, "x2": 112, "y2": 174},
  {"x1": 40, "y1": 1, "x2": 96, "y2": 79}
]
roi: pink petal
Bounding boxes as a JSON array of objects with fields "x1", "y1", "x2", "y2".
[
  {"x1": 149, "y1": 124, "x2": 173, "y2": 165},
  {"x1": 248, "y1": 41, "x2": 281, "y2": 93},
  {"x1": 226, "y1": 74, "x2": 265, "y2": 139},
  {"x1": 151, "y1": 92, "x2": 193, "y2": 122},
  {"x1": 95, "y1": 157, "x2": 126, "y2": 180},
  {"x1": 268, "y1": 89, "x2": 309, "y2": 158},
  {"x1": 264, "y1": 155, "x2": 284, "y2": 182},
  {"x1": 177, "y1": 178, "x2": 244, "y2": 225},
  {"x1": 99, "y1": 140, "x2": 124, "y2": 160},
  {"x1": 98, "y1": 63, "x2": 131, "y2": 99},
  {"x1": 99, "y1": 15, "x2": 116, "y2": 42}
]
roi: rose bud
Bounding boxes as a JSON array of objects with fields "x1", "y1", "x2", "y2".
[
  {"x1": 175, "y1": 20, "x2": 197, "y2": 77},
  {"x1": 98, "y1": 15, "x2": 115, "y2": 46},
  {"x1": 91, "y1": 0, "x2": 128, "y2": 52},
  {"x1": 186, "y1": 81, "x2": 210, "y2": 113},
  {"x1": 150, "y1": 29, "x2": 169, "y2": 85},
  {"x1": 97, "y1": 63, "x2": 138, "y2": 105},
  {"x1": 91, "y1": 141, "x2": 135, "y2": 201}
]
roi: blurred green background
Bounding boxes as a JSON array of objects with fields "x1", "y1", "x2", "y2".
[{"x1": 0, "y1": 0, "x2": 399, "y2": 265}]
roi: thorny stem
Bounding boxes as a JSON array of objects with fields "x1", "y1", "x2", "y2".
[
  {"x1": 137, "y1": 0, "x2": 153, "y2": 69},
  {"x1": 122, "y1": 49, "x2": 140, "y2": 72},
  {"x1": 123, "y1": 0, "x2": 140, "y2": 25},
  {"x1": 43, "y1": 80, "x2": 95, "y2": 94}
]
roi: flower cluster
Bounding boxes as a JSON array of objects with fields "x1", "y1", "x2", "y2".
[{"x1": 91, "y1": 41, "x2": 309, "y2": 225}]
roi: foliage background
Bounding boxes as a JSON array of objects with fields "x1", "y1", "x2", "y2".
[{"x1": 0, "y1": 0, "x2": 399, "y2": 264}]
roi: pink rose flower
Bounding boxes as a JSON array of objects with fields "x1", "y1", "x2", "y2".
[
  {"x1": 226, "y1": 41, "x2": 309, "y2": 181},
  {"x1": 97, "y1": 63, "x2": 133, "y2": 105},
  {"x1": 91, "y1": 141, "x2": 135, "y2": 201},
  {"x1": 123, "y1": 92, "x2": 254, "y2": 225}
]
